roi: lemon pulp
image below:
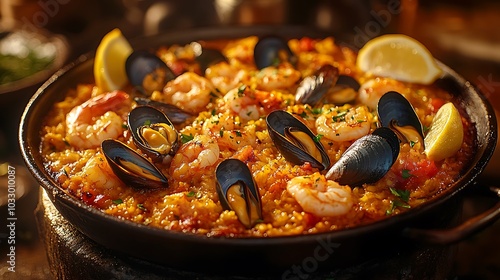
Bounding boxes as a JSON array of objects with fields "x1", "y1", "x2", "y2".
[
  {"x1": 94, "y1": 28, "x2": 133, "y2": 92},
  {"x1": 424, "y1": 102, "x2": 464, "y2": 161},
  {"x1": 357, "y1": 34, "x2": 442, "y2": 85}
]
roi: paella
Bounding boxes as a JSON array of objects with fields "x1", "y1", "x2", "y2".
[{"x1": 40, "y1": 30, "x2": 474, "y2": 237}]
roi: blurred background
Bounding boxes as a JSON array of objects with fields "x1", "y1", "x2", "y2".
[{"x1": 0, "y1": 0, "x2": 499, "y2": 279}]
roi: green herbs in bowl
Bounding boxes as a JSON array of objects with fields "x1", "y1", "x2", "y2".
[{"x1": 0, "y1": 32, "x2": 55, "y2": 85}]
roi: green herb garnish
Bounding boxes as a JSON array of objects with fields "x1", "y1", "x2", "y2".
[
  {"x1": 313, "y1": 134, "x2": 323, "y2": 143},
  {"x1": 401, "y1": 169, "x2": 412, "y2": 179},
  {"x1": 332, "y1": 111, "x2": 347, "y2": 122},
  {"x1": 237, "y1": 85, "x2": 246, "y2": 96},
  {"x1": 180, "y1": 133, "x2": 194, "y2": 144},
  {"x1": 389, "y1": 187, "x2": 410, "y2": 202},
  {"x1": 386, "y1": 187, "x2": 411, "y2": 215},
  {"x1": 112, "y1": 199, "x2": 123, "y2": 205}
]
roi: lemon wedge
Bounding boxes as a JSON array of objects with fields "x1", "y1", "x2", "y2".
[
  {"x1": 357, "y1": 34, "x2": 442, "y2": 85},
  {"x1": 94, "y1": 28, "x2": 133, "y2": 92},
  {"x1": 424, "y1": 102, "x2": 463, "y2": 161}
]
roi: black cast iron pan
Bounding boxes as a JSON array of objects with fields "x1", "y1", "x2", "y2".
[{"x1": 19, "y1": 26, "x2": 499, "y2": 275}]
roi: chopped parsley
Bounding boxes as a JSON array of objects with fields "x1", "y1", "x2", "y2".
[
  {"x1": 186, "y1": 191, "x2": 196, "y2": 197},
  {"x1": 332, "y1": 111, "x2": 347, "y2": 122},
  {"x1": 112, "y1": 199, "x2": 123, "y2": 205},
  {"x1": 237, "y1": 85, "x2": 246, "y2": 96},
  {"x1": 401, "y1": 169, "x2": 412, "y2": 179},
  {"x1": 409, "y1": 141, "x2": 416, "y2": 148},
  {"x1": 390, "y1": 187, "x2": 410, "y2": 202},
  {"x1": 211, "y1": 109, "x2": 217, "y2": 116},
  {"x1": 312, "y1": 108, "x2": 323, "y2": 115},
  {"x1": 423, "y1": 125, "x2": 430, "y2": 133},
  {"x1": 137, "y1": 204, "x2": 146, "y2": 211},
  {"x1": 235, "y1": 131, "x2": 242, "y2": 137},
  {"x1": 219, "y1": 129, "x2": 224, "y2": 137},
  {"x1": 313, "y1": 134, "x2": 323, "y2": 143},
  {"x1": 180, "y1": 133, "x2": 194, "y2": 144},
  {"x1": 143, "y1": 120, "x2": 152, "y2": 126},
  {"x1": 121, "y1": 123, "x2": 128, "y2": 129},
  {"x1": 386, "y1": 187, "x2": 411, "y2": 215},
  {"x1": 299, "y1": 111, "x2": 308, "y2": 119}
]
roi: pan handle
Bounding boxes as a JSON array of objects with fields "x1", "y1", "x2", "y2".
[{"x1": 402, "y1": 186, "x2": 500, "y2": 244}]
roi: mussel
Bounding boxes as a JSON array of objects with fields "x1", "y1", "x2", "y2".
[
  {"x1": 296, "y1": 64, "x2": 360, "y2": 106},
  {"x1": 266, "y1": 110, "x2": 330, "y2": 170},
  {"x1": 128, "y1": 106, "x2": 180, "y2": 164},
  {"x1": 377, "y1": 91, "x2": 425, "y2": 146},
  {"x1": 215, "y1": 159, "x2": 263, "y2": 228},
  {"x1": 192, "y1": 42, "x2": 228, "y2": 74},
  {"x1": 134, "y1": 97, "x2": 193, "y2": 124},
  {"x1": 125, "y1": 50, "x2": 176, "y2": 95},
  {"x1": 102, "y1": 139, "x2": 168, "y2": 189},
  {"x1": 325, "y1": 127, "x2": 400, "y2": 186},
  {"x1": 254, "y1": 35, "x2": 297, "y2": 70}
]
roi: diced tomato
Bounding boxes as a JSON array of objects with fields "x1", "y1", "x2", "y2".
[
  {"x1": 82, "y1": 191, "x2": 110, "y2": 209},
  {"x1": 299, "y1": 37, "x2": 315, "y2": 52},
  {"x1": 255, "y1": 90, "x2": 283, "y2": 113},
  {"x1": 301, "y1": 162, "x2": 314, "y2": 172},
  {"x1": 168, "y1": 60, "x2": 188, "y2": 76},
  {"x1": 303, "y1": 212, "x2": 321, "y2": 229},
  {"x1": 398, "y1": 158, "x2": 438, "y2": 190},
  {"x1": 429, "y1": 98, "x2": 446, "y2": 113}
]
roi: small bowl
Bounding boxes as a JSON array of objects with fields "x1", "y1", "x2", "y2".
[
  {"x1": 0, "y1": 23, "x2": 69, "y2": 105},
  {"x1": 0, "y1": 23, "x2": 68, "y2": 159}
]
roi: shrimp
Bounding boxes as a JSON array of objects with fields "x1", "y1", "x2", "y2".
[
  {"x1": 224, "y1": 36, "x2": 258, "y2": 65},
  {"x1": 65, "y1": 91, "x2": 129, "y2": 149},
  {"x1": 201, "y1": 113, "x2": 256, "y2": 151},
  {"x1": 315, "y1": 105, "x2": 372, "y2": 142},
  {"x1": 255, "y1": 63, "x2": 301, "y2": 91},
  {"x1": 156, "y1": 72, "x2": 216, "y2": 114},
  {"x1": 358, "y1": 78, "x2": 407, "y2": 109},
  {"x1": 170, "y1": 135, "x2": 220, "y2": 180},
  {"x1": 223, "y1": 86, "x2": 261, "y2": 122},
  {"x1": 205, "y1": 62, "x2": 250, "y2": 94},
  {"x1": 80, "y1": 153, "x2": 122, "y2": 190},
  {"x1": 287, "y1": 172, "x2": 353, "y2": 217}
]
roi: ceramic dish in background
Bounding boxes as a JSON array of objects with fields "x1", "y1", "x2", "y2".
[
  {"x1": 0, "y1": 24, "x2": 69, "y2": 100},
  {"x1": 0, "y1": 23, "x2": 68, "y2": 159}
]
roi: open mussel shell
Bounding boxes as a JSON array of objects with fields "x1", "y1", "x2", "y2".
[
  {"x1": 296, "y1": 65, "x2": 360, "y2": 106},
  {"x1": 266, "y1": 110, "x2": 330, "y2": 170},
  {"x1": 195, "y1": 47, "x2": 228, "y2": 74},
  {"x1": 134, "y1": 97, "x2": 193, "y2": 124},
  {"x1": 325, "y1": 127, "x2": 400, "y2": 186},
  {"x1": 254, "y1": 35, "x2": 297, "y2": 70},
  {"x1": 125, "y1": 50, "x2": 176, "y2": 95},
  {"x1": 102, "y1": 139, "x2": 168, "y2": 189},
  {"x1": 215, "y1": 159, "x2": 263, "y2": 228},
  {"x1": 325, "y1": 75, "x2": 361, "y2": 105},
  {"x1": 128, "y1": 106, "x2": 180, "y2": 163},
  {"x1": 296, "y1": 64, "x2": 339, "y2": 106},
  {"x1": 377, "y1": 91, "x2": 425, "y2": 146}
]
